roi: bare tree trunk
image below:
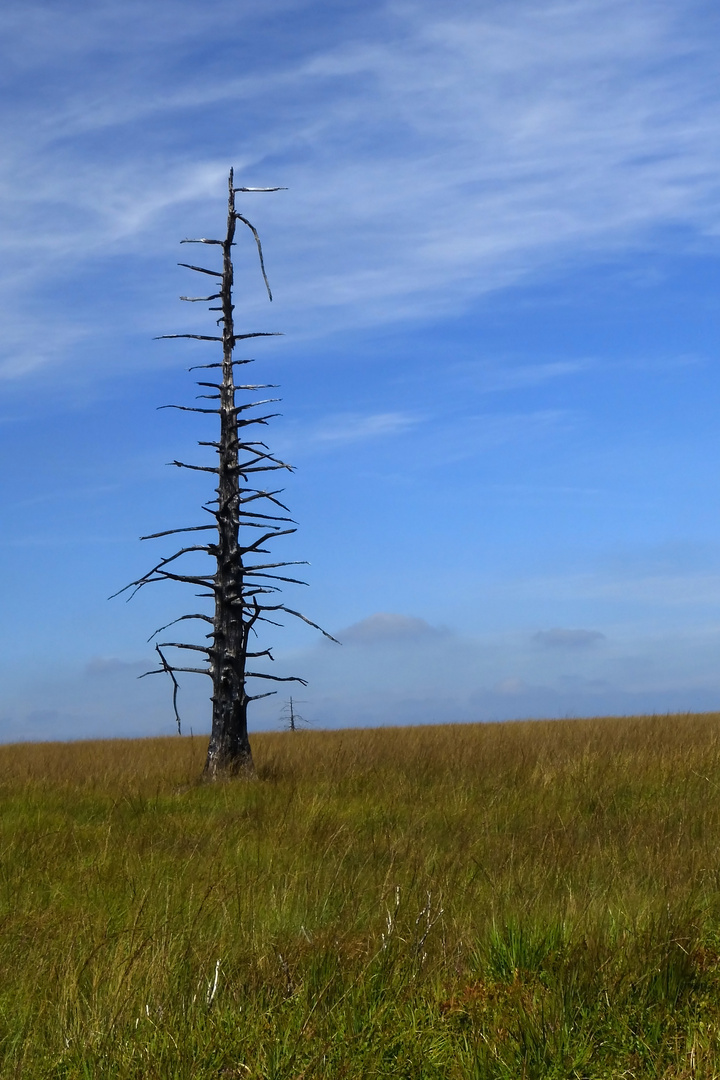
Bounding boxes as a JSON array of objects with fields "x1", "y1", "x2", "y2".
[
  {"x1": 112, "y1": 170, "x2": 337, "y2": 780},
  {"x1": 205, "y1": 176, "x2": 253, "y2": 777}
]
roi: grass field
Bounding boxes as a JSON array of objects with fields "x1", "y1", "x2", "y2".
[{"x1": 2, "y1": 714, "x2": 720, "y2": 1077}]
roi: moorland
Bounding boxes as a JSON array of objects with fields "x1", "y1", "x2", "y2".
[{"x1": 1, "y1": 714, "x2": 720, "y2": 1077}]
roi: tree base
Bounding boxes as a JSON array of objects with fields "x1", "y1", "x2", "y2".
[{"x1": 203, "y1": 747, "x2": 256, "y2": 782}]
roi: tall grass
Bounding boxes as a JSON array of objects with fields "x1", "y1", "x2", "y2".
[{"x1": 0, "y1": 714, "x2": 720, "y2": 1076}]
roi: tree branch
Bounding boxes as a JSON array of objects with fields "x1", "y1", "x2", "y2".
[
  {"x1": 178, "y1": 262, "x2": 223, "y2": 277},
  {"x1": 141, "y1": 525, "x2": 216, "y2": 540},
  {"x1": 148, "y1": 613, "x2": 213, "y2": 641},
  {"x1": 168, "y1": 460, "x2": 218, "y2": 473},
  {"x1": 240, "y1": 528, "x2": 296, "y2": 554},
  {"x1": 157, "y1": 642, "x2": 212, "y2": 654},
  {"x1": 260, "y1": 603, "x2": 341, "y2": 644},
  {"x1": 139, "y1": 664, "x2": 211, "y2": 678},
  {"x1": 235, "y1": 212, "x2": 273, "y2": 301},
  {"x1": 152, "y1": 646, "x2": 182, "y2": 734},
  {"x1": 155, "y1": 334, "x2": 223, "y2": 342},
  {"x1": 233, "y1": 332, "x2": 283, "y2": 342},
  {"x1": 246, "y1": 672, "x2": 308, "y2": 685}
]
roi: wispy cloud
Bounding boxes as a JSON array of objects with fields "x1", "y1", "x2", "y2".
[
  {"x1": 521, "y1": 572, "x2": 720, "y2": 610},
  {"x1": 336, "y1": 612, "x2": 449, "y2": 644},
  {"x1": 1, "y1": 0, "x2": 720, "y2": 377},
  {"x1": 312, "y1": 411, "x2": 421, "y2": 444},
  {"x1": 84, "y1": 656, "x2": 145, "y2": 678},
  {"x1": 533, "y1": 628, "x2": 606, "y2": 649},
  {"x1": 276, "y1": 405, "x2": 569, "y2": 466},
  {"x1": 256, "y1": 617, "x2": 720, "y2": 730},
  {"x1": 454, "y1": 359, "x2": 594, "y2": 394}
]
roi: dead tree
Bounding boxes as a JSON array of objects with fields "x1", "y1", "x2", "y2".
[
  {"x1": 281, "y1": 696, "x2": 308, "y2": 732},
  {"x1": 113, "y1": 170, "x2": 335, "y2": 779}
]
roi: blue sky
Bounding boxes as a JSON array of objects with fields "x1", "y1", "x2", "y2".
[{"x1": 2, "y1": 0, "x2": 720, "y2": 740}]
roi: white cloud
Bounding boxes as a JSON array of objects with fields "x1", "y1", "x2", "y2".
[
  {"x1": 312, "y1": 411, "x2": 421, "y2": 444},
  {"x1": 493, "y1": 677, "x2": 530, "y2": 696},
  {"x1": 84, "y1": 656, "x2": 145, "y2": 677},
  {"x1": 337, "y1": 612, "x2": 448, "y2": 644},
  {"x1": 3, "y1": 613, "x2": 720, "y2": 740},
  {"x1": 520, "y1": 572, "x2": 720, "y2": 610},
  {"x1": 0, "y1": 650, "x2": 210, "y2": 742},
  {"x1": 459, "y1": 360, "x2": 594, "y2": 394},
  {"x1": 1, "y1": 0, "x2": 720, "y2": 377},
  {"x1": 252, "y1": 616, "x2": 720, "y2": 730}
]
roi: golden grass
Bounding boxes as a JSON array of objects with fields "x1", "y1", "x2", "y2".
[{"x1": 1, "y1": 713, "x2": 720, "y2": 1077}]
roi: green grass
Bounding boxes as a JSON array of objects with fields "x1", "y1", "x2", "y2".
[{"x1": 1, "y1": 715, "x2": 720, "y2": 1076}]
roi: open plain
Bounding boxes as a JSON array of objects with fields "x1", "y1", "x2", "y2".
[{"x1": 1, "y1": 714, "x2": 720, "y2": 1077}]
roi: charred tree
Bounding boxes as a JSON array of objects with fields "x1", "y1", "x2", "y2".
[{"x1": 113, "y1": 170, "x2": 335, "y2": 779}]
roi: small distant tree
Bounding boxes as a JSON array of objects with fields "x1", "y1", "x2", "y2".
[
  {"x1": 281, "y1": 696, "x2": 309, "y2": 732},
  {"x1": 113, "y1": 170, "x2": 335, "y2": 779}
]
